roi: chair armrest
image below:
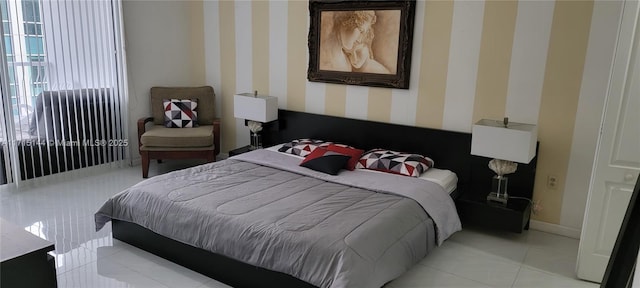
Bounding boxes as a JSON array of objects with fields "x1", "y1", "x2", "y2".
[
  {"x1": 212, "y1": 118, "x2": 221, "y2": 156},
  {"x1": 137, "y1": 117, "x2": 154, "y2": 151}
]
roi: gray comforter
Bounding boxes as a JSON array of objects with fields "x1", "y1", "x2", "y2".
[{"x1": 95, "y1": 149, "x2": 461, "y2": 288}]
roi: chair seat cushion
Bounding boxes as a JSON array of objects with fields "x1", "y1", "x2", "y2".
[{"x1": 141, "y1": 125, "x2": 213, "y2": 148}]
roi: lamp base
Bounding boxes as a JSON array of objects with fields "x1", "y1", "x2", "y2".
[
  {"x1": 487, "y1": 175, "x2": 509, "y2": 205},
  {"x1": 249, "y1": 132, "x2": 262, "y2": 150},
  {"x1": 487, "y1": 192, "x2": 508, "y2": 205}
]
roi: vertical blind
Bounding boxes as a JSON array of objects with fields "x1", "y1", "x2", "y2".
[{"x1": 0, "y1": 0, "x2": 127, "y2": 184}]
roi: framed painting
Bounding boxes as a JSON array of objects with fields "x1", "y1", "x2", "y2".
[{"x1": 307, "y1": 0, "x2": 416, "y2": 89}]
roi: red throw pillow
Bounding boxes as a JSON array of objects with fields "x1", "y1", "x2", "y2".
[{"x1": 326, "y1": 144, "x2": 364, "y2": 171}]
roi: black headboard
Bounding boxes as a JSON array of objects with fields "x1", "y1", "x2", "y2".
[{"x1": 263, "y1": 109, "x2": 537, "y2": 200}]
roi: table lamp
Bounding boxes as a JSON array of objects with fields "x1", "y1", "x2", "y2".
[
  {"x1": 471, "y1": 117, "x2": 537, "y2": 205},
  {"x1": 233, "y1": 91, "x2": 278, "y2": 150}
]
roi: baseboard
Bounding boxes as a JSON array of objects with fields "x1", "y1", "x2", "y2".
[{"x1": 530, "y1": 220, "x2": 582, "y2": 239}]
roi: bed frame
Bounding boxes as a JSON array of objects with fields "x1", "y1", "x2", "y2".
[{"x1": 112, "y1": 109, "x2": 537, "y2": 288}]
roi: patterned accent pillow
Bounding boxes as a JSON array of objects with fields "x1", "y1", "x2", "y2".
[
  {"x1": 163, "y1": 99, "x2": 198, "y2": 128},
  {"x1": 355, "y1": 149, "x2": 434, "y2": 177},
  {"x1": 278, "y1": 139, "x2": 331, "y2": 157},
  {"x1": 300, "y1": 148, "x2": 351, "y2": 175},
  {"x1": 325, "y1": 144, "x2": 364, "y2": 171}
]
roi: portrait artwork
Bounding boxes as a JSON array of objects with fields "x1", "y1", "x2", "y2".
[{"x1": 308, "y1": 1, "x2": 416, "y2": 89}]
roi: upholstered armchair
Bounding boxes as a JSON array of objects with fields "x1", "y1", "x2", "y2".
[{"x1": 137, "y1": 86, "x2": 220, "y2": 178}]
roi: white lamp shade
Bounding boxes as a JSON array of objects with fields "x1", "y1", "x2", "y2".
[
  {"x1": 471, "y1": 119, "x2": 537, "y2": 164},
  {"x1": 233, "y1": 93, "x2": 278, "y2": 122}
]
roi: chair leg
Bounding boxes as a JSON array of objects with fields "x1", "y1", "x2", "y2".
[{"x1": 141, "y1": 151, "x2": 150, "y2": 178}]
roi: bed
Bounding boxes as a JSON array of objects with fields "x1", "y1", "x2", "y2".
[{"x1": 95, "y1": 110, "x2": 534, "y2": 288}]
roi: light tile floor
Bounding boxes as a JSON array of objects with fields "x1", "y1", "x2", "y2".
[{"x1": 0, "y1": 162, "x2": 599, "y2": 288}]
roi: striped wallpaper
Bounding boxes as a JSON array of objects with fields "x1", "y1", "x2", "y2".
[{"x1": 204, "y1": 0, "x2": 621, "y2": 227}]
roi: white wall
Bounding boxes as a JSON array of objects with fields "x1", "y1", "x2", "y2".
[
  {"x1": 561, "y1": 0, "x2": 623, "y2": 233},
  {"x1": 122, "y1": 0, "x2": 204, "y2": 162},
  {"x1": 203, "y1": 1, "x2": 222, "y2": 128}
]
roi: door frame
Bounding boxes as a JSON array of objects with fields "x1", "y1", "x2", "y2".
[{"x1": 577, "y1": 0, "x2": 640, "y2": 282}]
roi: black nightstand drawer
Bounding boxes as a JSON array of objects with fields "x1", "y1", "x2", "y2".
[{"x1": 456, "y1": 197, "x2": 531, "y2": 233}]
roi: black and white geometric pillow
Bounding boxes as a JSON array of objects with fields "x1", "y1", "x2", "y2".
[
  {"x1": 278, "y1": 139, "x2": 331, "y2": 157},
  {"x1": 163, "y1": 99, "x2": 198, "y2": 128},
  {"x1": 355, "y1": 149, "x2": 434, "y2": 177}
]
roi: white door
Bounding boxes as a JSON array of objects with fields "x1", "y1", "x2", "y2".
[{"x1": 577, "y1": 1, "x2": 640, "y2": 283}]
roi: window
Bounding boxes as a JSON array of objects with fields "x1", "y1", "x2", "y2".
[
  {"x1": 30, "y1": 66, "x2": 44, "y2": 82},
  {"x1": 0, "y1": 0, "x2": 8, "y2": 20},
  {"x1": 23, "y1": 23, "x2": 41, "y2": 35},
  {"x1": 24, "y1": 36, "x2": 43, "y2": 54},
  {"x1": 0, "y1": 0, "x2": 128, "y2": 184},
  {"x1": 21, "y1": 0, "x2": 40, "y2": 22}
]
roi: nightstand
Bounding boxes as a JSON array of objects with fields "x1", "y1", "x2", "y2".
[
  {"x1": 456, "y1": 193, "x2": 531, "y2": 233},
  {"x1": 228, "y1": 145, "x2": 252, "y2": 157}
]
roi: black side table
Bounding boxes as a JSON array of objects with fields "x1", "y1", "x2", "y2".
[
  {"x1": 1, "y1": 218, "x2": 57, "y2": 287},
  {"x1": 229, "y1": 145, "x2": 252, "y2": 157},
  {"x1": 456, "y1": 194, "x2": 532, "y2": 233}
]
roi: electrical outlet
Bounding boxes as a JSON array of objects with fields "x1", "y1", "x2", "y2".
[{"x1": 547, "y1": 175, "x2": 558, "y2": 189}]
